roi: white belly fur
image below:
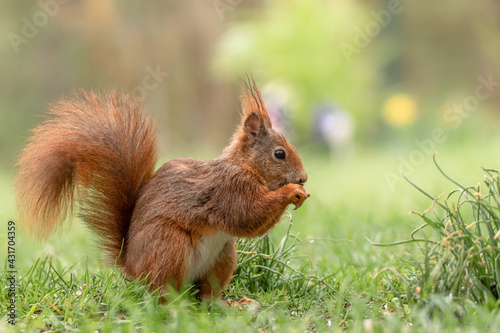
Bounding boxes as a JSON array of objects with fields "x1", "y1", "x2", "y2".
[{"x1": 185, "y1": 231, "x2": 233, "y2": 282}]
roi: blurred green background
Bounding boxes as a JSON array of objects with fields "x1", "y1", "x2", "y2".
[{"x1": 1, "y1": 0, "x2": 500, "y2": 263}]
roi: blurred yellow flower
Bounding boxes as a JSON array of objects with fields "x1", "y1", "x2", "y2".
[{"x1": 383, "y1": 94, "x2": 417, "y2": 127}]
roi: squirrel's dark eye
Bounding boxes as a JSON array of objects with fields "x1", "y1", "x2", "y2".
[{"x1": 274, "y1": 149, "x2": 286, "y2": 160}]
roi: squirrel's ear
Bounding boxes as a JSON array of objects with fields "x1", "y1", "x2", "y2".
[{"x1": 243, "y1": 112, "x2": 263, "y2": 140}]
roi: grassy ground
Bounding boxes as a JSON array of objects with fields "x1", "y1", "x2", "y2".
[{"x1": 2, "y1": 138, "x2": 500, "y2": 332}]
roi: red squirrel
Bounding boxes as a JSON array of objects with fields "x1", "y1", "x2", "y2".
[{"x1": 16, "y1": 80, "x2": 309, "y2": 300}]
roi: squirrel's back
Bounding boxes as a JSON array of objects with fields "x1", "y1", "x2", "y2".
[{"x1": 16, "y1": 91, "x2": 158, "y2": 262}]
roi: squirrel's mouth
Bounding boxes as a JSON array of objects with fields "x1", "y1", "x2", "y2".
[
  {"x1": 287, "y1": 177, "x2": 305, "y2": 187},
  {"x1": 268, "y1": 176, "x2": 305, "y2": 191},
  {"x1": 267, "y1": 178, "x2": 287, "y2": 191},
  {"x1": 278, "y1": 179, "x2": 304, "y2": 189}
]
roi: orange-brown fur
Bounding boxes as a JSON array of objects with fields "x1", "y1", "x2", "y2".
[{"x1": 16, "y1": 81, "x2": 309, "y2": 300}]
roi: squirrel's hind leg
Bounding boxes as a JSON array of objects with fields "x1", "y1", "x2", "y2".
[{"x1": 124, "y1": 220, "x2": 191, "y2": 293}]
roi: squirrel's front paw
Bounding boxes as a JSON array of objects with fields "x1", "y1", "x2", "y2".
[{"x1": 288, "y1": 184, "x2": 310, "y2": 210}]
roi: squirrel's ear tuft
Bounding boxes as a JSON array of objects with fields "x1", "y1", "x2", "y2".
[{"x1": 241, "y1": 77, "x2": 272, "y2": 129}]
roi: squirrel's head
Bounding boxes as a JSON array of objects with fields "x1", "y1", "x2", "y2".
[{"x1": 225, "y1": 79, "x2": 307, "y2": 191}]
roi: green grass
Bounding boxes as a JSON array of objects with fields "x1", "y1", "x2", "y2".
[
  {"x1": 2, "y1": 141, "x2": 500, "y2": 332},
  {"x1": 371, "y1": 156, "x2": 500, "y2": 310}
]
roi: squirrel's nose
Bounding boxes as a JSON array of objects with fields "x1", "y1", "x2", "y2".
[{"x1": 297, "y1": 170, "x2": 308, "y2": 184}]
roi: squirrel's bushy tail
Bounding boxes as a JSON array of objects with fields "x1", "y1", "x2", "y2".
[{"x1": 16, "y1": 91, "x2": 158, "y2": 262}]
